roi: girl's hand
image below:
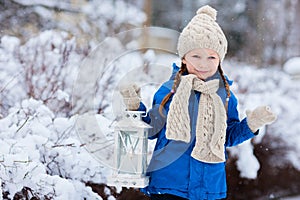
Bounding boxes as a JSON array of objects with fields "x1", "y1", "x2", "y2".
[
  {"x1": 246, "y1": 106, "x2": 277, "y2": 133},
  {"x1": 119, "y1": 83, "x2": 141, "y2": 111}
]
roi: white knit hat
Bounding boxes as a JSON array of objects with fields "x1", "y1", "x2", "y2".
[{"x1": 177, "y1": 5, "x2": 228, "y2": 61}]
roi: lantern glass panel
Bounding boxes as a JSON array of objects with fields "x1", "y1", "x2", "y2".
[{"x1": 117, "y1": 130, "x2": 145, "y2": 175}]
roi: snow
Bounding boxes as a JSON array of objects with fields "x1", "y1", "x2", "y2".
[
  {"x1": 1, "y1": 1, "x2": 147, "y2": 198},
  {"x1": 13, "y1": 0, "x2": 74, "y2": 9},
  {"x1": 56, "y1": 89, "x2": 70, "y2": 102},
  {"x1": 0, "y1": 36, "x2": 20, "y2": 53},
  {"x1": 223, "y1": 60, "x2": 300, "y2": 178},
  {"x1": 1, "y1": 1, "x2": 300, "y2": 198},
  {"x1": 229, "y1": 140, "x2": 260, "y2": 179},
  {"x1": 283, "y1": 57, "x2": 300, "y2": 74},
  {"x1": 282, "y1": 196, "x2": 300, "y2": 200},
  {"x1": 0, "y1": 99, "x2": 109, "y2": 199},
  {"x1": 2, "y1": 41, "x2": 300, "y2": 197},
  {"x1": 1, "y1": 28, "x2": 300, "y2": 197}
]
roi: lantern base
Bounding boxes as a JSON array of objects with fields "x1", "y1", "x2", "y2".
[{"x1": 107, "y1": 174, "x2": 149, "y2": 188}]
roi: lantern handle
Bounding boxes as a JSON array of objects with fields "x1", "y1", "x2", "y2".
[
  {"x1": 140, "y1": 111, "x2": 147, "y2": 118},
  {"x1": 124, "y1": 110, "x2": 147, "y2": 117}
]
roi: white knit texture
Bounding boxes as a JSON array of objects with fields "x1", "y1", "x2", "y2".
[
  {"x1": 196, "y1": 5, "x2": 217, "y2": 20},
  {"x1": 246, "y1": 106, "x2": 277, "y2": 132},
  {"x1": 177, "y1": 5, "x2": 227, "y2": 61},
  {"x1": 166, "y1": 74, "x2": 227, "y2": 163},
  {"x1": 119, "y1": 83, "x2": 141, "y2": 110}
]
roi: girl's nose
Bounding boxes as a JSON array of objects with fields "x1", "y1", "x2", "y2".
[
  {"x1": 194, "y1": 59, "x2": 214, "y2": 70},
  {"x1": 193, "y1": 60, "x2": 206, "y2": 70}
]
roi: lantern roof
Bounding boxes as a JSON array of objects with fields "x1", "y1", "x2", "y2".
[
  {"x1": 114, "y1": 118, "x2": 152, "y2": 129},
  {"x1": 114, "y1": 111, "x2": 152, "y2": 130}
]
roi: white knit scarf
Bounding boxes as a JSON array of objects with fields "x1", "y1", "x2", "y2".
[{"x1": 166, "y1": 74, "x2": 227, "y2": 163}]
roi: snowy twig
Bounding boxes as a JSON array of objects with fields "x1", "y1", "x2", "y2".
[
  {"x1": 13, "y1": 160, "x2": 32, "y2": 163},
  {"x1": 51, "y1": 143, "x2": 76, "y2": 148},
  {"x1": 90, "y1": 141, "x2": 114, "y2": 153},
  {"x1": 11, "y1": 0, "x2": 81, "y2": 13},
  {"x1": 0, "y1": 159, "x2": 32, "y2": 164},
  {"x1": 54, "y1": 124, "x2": 74, "y2": 144},
  {"x1": 15, "y1": 116, "x2": 31, "y2": 133},
  {"x1": 0, "y1": 72, "x2": 22, "y2": 93}
]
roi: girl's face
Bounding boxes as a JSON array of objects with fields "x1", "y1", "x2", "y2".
[{"x1": 183, "y1": 48, "x2": 220, "y2": 80}]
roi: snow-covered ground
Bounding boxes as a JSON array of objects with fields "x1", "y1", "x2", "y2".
[
  {"x1": 1, "y1": 24, "x2": 300, "y2": 200},
  {"x1": 282, "y1": 195, "x2": 300, "y2": 200},
  {"x1": 0, "y1": 27, "x2": 300, "y2": 199}
]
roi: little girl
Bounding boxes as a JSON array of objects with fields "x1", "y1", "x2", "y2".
[{"x1": 120, "y1": 5, "x2": 276, "y2": 200}]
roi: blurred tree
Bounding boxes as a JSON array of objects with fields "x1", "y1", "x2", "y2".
[
  {"x1": 152, "y1": 0, "x2": 183, "y2": 30},
  {"x1": 245, "y1": 0, "x2": 299, "y2": 67},
  {"x1": 0, "y1": 0, "x2": 145, "y2": 49},
  {"x1": 149, "y1": 0, "x2": 300, "y2": 67}
]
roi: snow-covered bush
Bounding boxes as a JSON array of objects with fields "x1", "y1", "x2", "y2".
[
  {"x1": 0, "y1": 98, "x2": 111, "y2": 199},
  {"x1": 0, "y1": 0, "x2": 149, "y2": 199},
  {"x1": 224, "y1": 61, "x2": 300, "y2": 178},
  {"x1": 0, "y1": 30, "x2": 137, "y2": 117},
  {"x1": 1, "y1": 0, "x2": 299, "y2": 197},
  {"x1": 0, "y1": 0, "x2": 147, "y2": 118},
  {"x1": 283, "y1": 57, "x2": 300, "y2": 80},
  {"x1": 0, "y1": 31, "x2": 82, "y2": 117}
]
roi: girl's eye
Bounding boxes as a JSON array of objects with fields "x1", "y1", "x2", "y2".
[{"x1": 192, "y1": 55, "x2": 200, "y2": 58}]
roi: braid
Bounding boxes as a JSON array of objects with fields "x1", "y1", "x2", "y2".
[
  {"x1": 218, "y1": 64, "x2": 231, "y2": 113},
  {"x1": 159, "y1": 62, "x2": 187, "y2": 117},
  {"x1": 158, "y1": 63, "x2": 229, "y2": 116}
]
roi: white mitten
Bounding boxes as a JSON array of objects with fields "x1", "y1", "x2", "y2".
[
  {"x1": 246, "y1": 106, "x2": 277, "y2": 132},
  {"x1": 119, "y1": 83, "x2": 141, "y2": 111}
]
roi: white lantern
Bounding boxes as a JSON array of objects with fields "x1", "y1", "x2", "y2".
[{"x1": 107, "y1": 111, "x2": 151, "y2": 188}]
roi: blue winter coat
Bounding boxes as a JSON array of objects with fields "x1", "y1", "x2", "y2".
[{"x1": 139, "y1": 63, "x2": 257, "y2": 200}]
